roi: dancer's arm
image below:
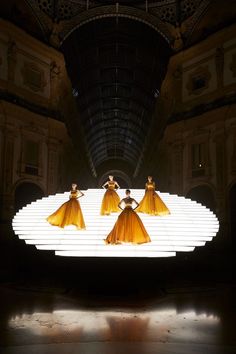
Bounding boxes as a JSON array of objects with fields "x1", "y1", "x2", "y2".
[
  {"x1": 77, "y1": 190, "x2": 84, "y2": 198},
  {"x1": 133, "y1": 198, "x2": 139, "y2": 210},
  {"x1": 118, "y1": 199, "x2": 124, "y2": 210},
  {"x1": 102, "y1": 181, "x2": 108, "y2": 189},
  {"x1": 115, "y1": 181, "x2": 120, "y2": 189}
]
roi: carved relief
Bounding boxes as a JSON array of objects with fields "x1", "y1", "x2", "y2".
[
  {"x1": 50, "y1": 61, "x2": 62, "y2": 106},
  {"x1": 165, "y1": 18, "x2": 188, "y2": 51},
  {"x1": 21, "y1": 61, "x2": 47, "y2": 92},
  {"x1": 50, "y1": 61, "x2": 61, "y2": 80},
  {"x1": 49, "y1": 21, "x2": 62, "y2": 48},
  {"x1": 186, "y1": 65, "x2": 211, "y2": 96}
]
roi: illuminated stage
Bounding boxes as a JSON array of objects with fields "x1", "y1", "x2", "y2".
[{"x1": 12, "y1": 189, "x2": 219, "y2": 258}]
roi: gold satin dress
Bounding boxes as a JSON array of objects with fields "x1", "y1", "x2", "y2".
[
  {"x1": 46, "y1": 190, "x2": 85, "y2": 230},
  {"x1": 105, "y1": 198, "x2": 151, "y2": 244},
  {"x1": 100, "y1": 181, "x2": 120, "y2": 215},
  {"x1": 137, "y1": 182, "x2": 170, "y2": 216}
]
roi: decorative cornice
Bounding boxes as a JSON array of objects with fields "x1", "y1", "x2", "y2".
[
  {"x1": 169, "y1": 93, "x2": 236, "y2": 124},
  {"x1": 22, "y1": 1, "x2": 212, "y2": 49},
  {"x1": 0, "y1": 89, "x2": 62, "y2": 121},
  {"x1": 59, "y1": 5, "x2": 173, "y2": 46},
  {"x1": 24, "y1": 0, "x2": 52, "y2": 41},
  {"x1": 184, "y1": 0, "x2": 211, "y2": 46}
]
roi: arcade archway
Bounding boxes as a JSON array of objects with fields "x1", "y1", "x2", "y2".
[
  {"x1": 14, "y1": 182, "x2": 44, "y2": 212},
  {"x1": 98, "y1": 170, "x2": 132, "y2": 188},
  {"x1": 186, "y1": 185, "x2": 216, "y2": 212}
]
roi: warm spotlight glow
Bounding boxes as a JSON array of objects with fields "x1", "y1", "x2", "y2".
[
  {"x1": 12, "y1": 189, "x2": 219, "y2": 258},
  {"x1": 8, "y1": 308, "x2": 220, "y2": 338}
]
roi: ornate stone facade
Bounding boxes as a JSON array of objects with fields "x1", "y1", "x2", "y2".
[
  {"x1": 154, "y1": 23, "x2": 236, "y2": 245},
  {"x1": 0, "y1": 19, "x2": 79, "y2": 221}
]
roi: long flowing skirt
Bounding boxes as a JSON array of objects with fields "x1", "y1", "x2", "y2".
[
  {"x1": 100, "y1": 189, "x2": 120, "y2": 215},
  {"x1": 137, "y1": 190, "x2": 170, "y2": 216},
  {"x1": 105, "y1": 207, "x2": 151, "y2": 244},
  {"x1": 47, "y1": 198, "x2": 85, "y2": 230}
]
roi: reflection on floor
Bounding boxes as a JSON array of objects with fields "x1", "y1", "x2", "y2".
[{"x1": 0, "y1": 282, "x2": 235, "y2": 354}]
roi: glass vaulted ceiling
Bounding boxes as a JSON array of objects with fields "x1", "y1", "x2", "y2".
[{"x1": 62, "y1": 17, "x2": 171, "y2": 175}]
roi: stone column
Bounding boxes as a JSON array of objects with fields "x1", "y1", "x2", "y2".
[
  {"x1": 7, "y1": 41, "x2": 17, "y2": 83},
  {"x1": 50, "y1": 60, "x2": 62, "y2": 110},
  {"x1": 47, "y1": 138, "x2": 59, "y2": 195},
  {"x1": 215, "y1": 46, "x2": 224, "y2": 90},
  {"x1": 1, "y1": 128, "x2": 16, "y2": 220},
  {"x1": 231, "y1": 128, "x2": 236, "y2": 175},
  {"x1": 0, "y1": 125, "x2": 4, "y2": 194},
  {"x1": 170, "y1": 141, "x2": 184, "y2": 195},
  {"x1": 214, "y1": 133, "x2": 226, "y2": 212},
  {"x1": 213, "y1": 132, "x2": 229, "y2": 247}
]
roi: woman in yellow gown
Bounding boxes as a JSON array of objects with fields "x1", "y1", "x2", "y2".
[
  {"x1": 46, "y1": 183, "x2": 86, "y2": 230},
  {"x1": 105, "y1": 189, "x2": 151, "y2": 244},
  {"x1": 137, "y1": 176, "x2": 170, "y2": 216},
  {"x1": 100, "y1": 175, "x2": 120, "y2": 215}
]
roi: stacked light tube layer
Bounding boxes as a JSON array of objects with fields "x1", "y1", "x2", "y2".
[{"x1": 12, "y1": 189, "x2": 219, "y2": 258}]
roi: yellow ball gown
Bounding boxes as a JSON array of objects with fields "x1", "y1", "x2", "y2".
[
  {"x1": 100, "y1": 181, "x2": 120, "y2": 215},
  {"x1": 137, "y1": 181, "x2": 170, "y2": 216},
  {"x1": 105, "y1": 198, "x2": 151, "y2": 244},
  {"x1": 46, "y1": 190, "x2": 85, "y2": 230}
]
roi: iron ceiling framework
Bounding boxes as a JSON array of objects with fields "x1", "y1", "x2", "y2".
[
  {"x1": 1, "y1": 0, "x2": 217, "y2": 178},
  {"x1": 62, "y1": 17, "x2": 171, "y2": 175}
]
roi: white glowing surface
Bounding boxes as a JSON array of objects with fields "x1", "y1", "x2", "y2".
[{"x1": 12, "y1": 189, "x2": 219, "y2": 258}]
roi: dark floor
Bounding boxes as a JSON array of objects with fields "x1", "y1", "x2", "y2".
[
  {"x1": 0, "y1": 280, "x2": 235, "y2": 354},
  {"x1": 0, "y1": 223, "x2": 235, "y2": 354}
]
